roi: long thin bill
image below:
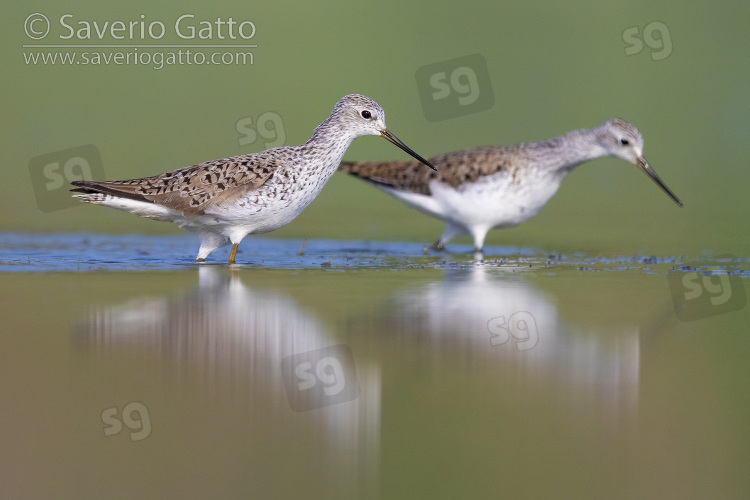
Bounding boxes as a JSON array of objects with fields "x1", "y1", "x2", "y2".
[
  {"x1": 381, "y1": 129, "x2": 437, "y2": 171},
  {"x1": 636, "y1": 157, "x2": 683, "y2": 207}
]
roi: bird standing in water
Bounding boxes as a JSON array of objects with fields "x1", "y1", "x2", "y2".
[
  {"x1": 72, "y1": 94, "x2": 435, "y2": 263},
  {"x1": 341, "y1": 118, "x2": 682, "y2": 253}
]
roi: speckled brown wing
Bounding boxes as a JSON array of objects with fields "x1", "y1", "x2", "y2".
[
  {"x1": 71, "y1": 153, "x2": 280, "y2": 216},
  {"x1": 341, "y1": 145, "x2": 518, "y2": 195}
]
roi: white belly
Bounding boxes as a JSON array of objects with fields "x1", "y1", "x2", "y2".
[
  {"x1": 382, "y1": 171, "x2": 565, "y2": 232},
  {"x1": 193, "y1": 169, "x2": 331, "y2": 241}
]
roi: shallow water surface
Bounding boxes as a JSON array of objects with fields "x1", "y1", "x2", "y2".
[{"x1": 1, "y1": 234, "x2": 748, "y2": 498}]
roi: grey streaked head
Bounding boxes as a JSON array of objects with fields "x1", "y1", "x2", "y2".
[
  {"x1": 329, "y1": 94, "x2": 436, "y2": 170},
  {"x1": 330, "y1": 94, "x2": 389, "y2": 137},
  {"x1": 599, "y1": 118, "x2": 645, "y2": 164},
  {"x1": 597, "y1": 118, "x2": 682, "y2": 206}
]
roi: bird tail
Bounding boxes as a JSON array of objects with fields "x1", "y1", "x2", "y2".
[{"x1": 70, "y1": 180, "x2": 151, "y2": 204}]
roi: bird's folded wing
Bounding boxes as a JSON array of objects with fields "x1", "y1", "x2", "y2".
[
  {"x1": 71, "y1": 153, "x2": 281, "y2": 216},
  {"x1": 340, "y1": 146, "x2": 514, "y2": 195}
]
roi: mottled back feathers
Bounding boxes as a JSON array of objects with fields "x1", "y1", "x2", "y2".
[
  {"x1": 71, "y1": 152, "x2": 281, "y2": 216},
  {"x1": 340, "y1": 145, "x2": 524, "y2": 195}
]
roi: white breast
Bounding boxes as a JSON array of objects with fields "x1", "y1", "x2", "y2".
[{"x1": 380, "y1": 170, "x2": 567, "y2": 231}]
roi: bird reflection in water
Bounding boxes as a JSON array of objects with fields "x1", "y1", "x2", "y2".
[
  {"x1": 382, "y1": 265, "x2": 641, "y2": 415},
  {"x1": 75, "y1": 266, "x2": 380, "y2": 498}
]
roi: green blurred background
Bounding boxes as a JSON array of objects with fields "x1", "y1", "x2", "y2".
[{"x1": 3, "y1": 1, "x2": 748, "y2": 256}]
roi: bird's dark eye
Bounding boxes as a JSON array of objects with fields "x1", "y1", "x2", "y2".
[
  {"x1": 361, "y1": 110, "x2": 372, "y2": 119},
  {"x1": 620, "y1": 138, "x2": 630, "y2": 146}
]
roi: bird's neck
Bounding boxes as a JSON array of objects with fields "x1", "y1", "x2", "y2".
[
  {"x1": 297, "y1": 117, "x2": 355, "y2": 177},
  {"x1": 306, "y1": 115, "x2": 352, "y2": 148},
  {"x1": 530, "y1": 126, "x2": 608, "y2": 176}
]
